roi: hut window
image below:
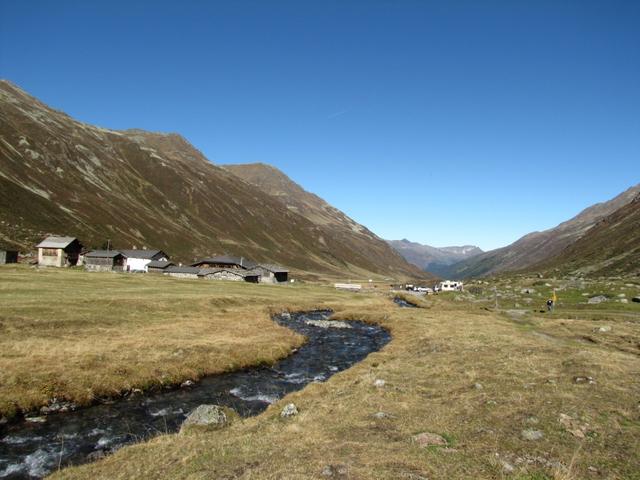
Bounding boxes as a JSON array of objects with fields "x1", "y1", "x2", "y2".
[{"x1": 41, "y1": 248, "x2": 58, "y2": 256}]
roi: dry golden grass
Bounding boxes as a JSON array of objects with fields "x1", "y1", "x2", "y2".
[
  {"x1": 35, "y1": 273, "x2": 640, "y2": 480},
  {"x1": 0, "y1": 265, "x2": 379, "y2": 419}
]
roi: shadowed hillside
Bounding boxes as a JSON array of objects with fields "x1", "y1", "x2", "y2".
[
  {"x1": 0, "y1": 80, "x2": 421, "y2": 279},
  {"x1": 443, "y1": 184, "x2": 640, "y2": 278}
]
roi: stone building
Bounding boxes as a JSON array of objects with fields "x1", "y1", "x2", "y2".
[
  {"x1": 36, "y1": 236, "x2": 83, "y2": 267},
  {"x1": 0, "y1": 249, "x2": 18, "y2": 264}
]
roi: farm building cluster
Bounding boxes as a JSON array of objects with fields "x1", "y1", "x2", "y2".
[{"x1": 29, "y1": 236, "x2": 289, "y2": 284}]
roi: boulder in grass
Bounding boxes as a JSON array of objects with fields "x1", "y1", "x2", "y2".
[
  {"x1": 180, "y1": 404, "x2": 237, "y2": 433},
  {"x1": 412, "y1": 432, "x2": 448, "y2": 447},
  {"x1": 280, "y1": 403, "x2": 299, "y2": 418}
]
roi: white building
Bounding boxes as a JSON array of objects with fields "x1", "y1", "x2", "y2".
[
  {"x1": 119, "y1": 249, "x2": 169, "y2": 272},
  {"x1": 436, "y1": 280, "x2": 463, "y2": 292}
]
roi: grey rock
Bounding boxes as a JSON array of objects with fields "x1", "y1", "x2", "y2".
[
  {"x1": 180, "y1": 380, "x2": 195, "y2": 388},
  {"x1": 620, "y1": 299, "x2": 628, "y2": 304},
  {"x1": 588, "y1": 295, "x2": 608, "y2": 304},
  {"x1": 373, "y1": 411, "x2": 392, "y2": 419},
  {"x1": 373, "y1": 379, "x2": 386, "y2": 388},
  {"x1": 280, "y1": 403, "x2": 299, "y2": 418},
  {"x1": 573, "y1": 376, "x2": 596, "y2": 384},
  {"x1": 86, "y1": 450, "x2": 106, "y2": 462},
  {"x1": 321, "y1": 464, "x2": 348, "y2": 477},
  {"x1": 412, "y1": 432, "x2": 448, "y2": 447},
  {"x1": 595, "y1": 326, "x2": 611, "y2": 333},
  {"x1": 25, "y1": 416, "x2": 46, "y2": 423},
  {"x1": 180, "y1": 404, "x2": 233, "y2": 432},
  {"x1": 500, "y1": 460, "x2": 515, "y2": 473},
  {"x1": 305, "y1": 319, "x2": 352, "y2": 329},
  {"x1": 473, "y1": 383, "x2": 483, "y2": 390},
  {"x1": 521, "y1": 429, "x2": 544, "y2": 441},
  {"x1": 617, "y1": 293, "x2": 626, "y2": 298}
]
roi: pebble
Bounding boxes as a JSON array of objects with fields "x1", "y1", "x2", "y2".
[
  {"x1": 412, "y1": 432, "x2": 448, "y2": 447},
  {"x1": 473, "y1": 383, "x2": 483, "y2": 390},
  {"x1": 280, "y1": 403, "x2": 299, "y2": 418},
  {"x1": 521, "y1": 429, "x2": 544, "y2": 441},
  {"x1": 373, "y1": 379, "x2": 386, "y2": 388},
  {"x1": 573, "y1": 376, "x2": 596, "y2": 385}
]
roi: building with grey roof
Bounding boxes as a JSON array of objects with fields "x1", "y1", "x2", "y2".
[{"x1": 36, "y1": 236, "x2": 83, "y2": 267}]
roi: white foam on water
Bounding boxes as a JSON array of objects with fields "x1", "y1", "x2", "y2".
[
  {"x1": 0, "y1": 462, "x2": 24, "y2": 478},
  {"x1": 24, "y1": 448, "x2": 53, "y2": 478},
  {"x1": 283, "y1": 372, "x2": 308, "y2": 384},
  {"x1": 229, "y1": 387, "x2": 279, "y2": 404},
  {"x1": 150, "y1": 408, "x2": 169, "y2": 417},
  {"x1": 2, "y1": 435, "x2": 44, "y2": 445}
]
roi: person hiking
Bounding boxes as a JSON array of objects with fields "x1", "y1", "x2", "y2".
[{"x1": 546, "y1": 299, "x2": 554, "y2": 312}]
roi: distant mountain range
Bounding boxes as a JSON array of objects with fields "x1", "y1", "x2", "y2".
[
  {"x1": 386, "y1": 239, "x2": 483, "y2": 277},
  {"x1": 0, "y1": 80, "x2": 425, "y2": 280},
  {"x1": 437, "y1": 184, "x2": 640, "y2": 278}
]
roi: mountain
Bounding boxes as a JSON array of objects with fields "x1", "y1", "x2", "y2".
[
  {"x1": 444, "y1": 184, "x2": 640, "y2": 278},
  {"x1": 386, "y1": 239, "x2": 482, "y2": 277},
  {"x1": 222, "y1": 163, "x2": 429, "y2": 280},
  {"x1": 532, "y1": 193, "x2": 640, "y2": 277},
  {"x1": 0, "y1": 80, "x2": 422, "y2": 279}
]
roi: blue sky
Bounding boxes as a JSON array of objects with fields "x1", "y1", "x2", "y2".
[{"x1": 1, "y1": 1, "x2": 639, "y2": 250}]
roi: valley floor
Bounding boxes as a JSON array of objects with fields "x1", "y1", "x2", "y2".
[{"x1": 1, "y1": 266, "x2": 639, "y2": 479}]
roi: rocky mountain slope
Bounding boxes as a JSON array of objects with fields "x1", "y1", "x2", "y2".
[
  {"x1": 443, "y1": 184, "x2": 640, "y2": 278},
  {"x1": 532, "y1": 192, "x2": 640, "y2": 277},
  {"x1": 386, "y1": 239, "x2": 482, "y2": 277},
  {"x1": 0, "y1": 80, "x2": 422, "y2": 279},
  {"x1": 222, "y1": 163, "x2": 428, "y2": 280}
]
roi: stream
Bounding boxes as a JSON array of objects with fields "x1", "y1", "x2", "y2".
[{"x1": 0, "y1": 311, "x2": 390, "y2": 479}]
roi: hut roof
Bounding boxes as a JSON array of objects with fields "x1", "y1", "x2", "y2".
[
  {"x1": 119, "y1": 249, "x2": 168, "y2": 260},
  {"x1": 191, "y1": 255, "x2": 256, "y2": 269},
  {"x1": 258, "y1": 264, "x2": 289, "y2": 273},
  {"x1": 165, "y1": 266, "x2": 200, "y2": 275},
  {"x1": 147, "y1": 260, "x2": 174, "y2": 269},
  {"x1": 84, "y1": 250, "x2": 123, "y2": 258},
  {"x1": 36, "y1": 236, "x2": 78, "y2": 249}
]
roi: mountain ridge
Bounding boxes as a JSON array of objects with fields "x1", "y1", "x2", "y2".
[{"x1": 0, "y1": 80, "x2": 421, "y2": 279}]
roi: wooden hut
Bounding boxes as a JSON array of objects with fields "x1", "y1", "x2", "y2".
[
  {"x1": 0, "y1": 249, "x2": 18, "y2": 264},
  {"x1": 36, "y1": 236, "x2": 83, "y2": 267},
  {"x1": 84, "y1": 250, "x2": 125, "y2": 272}
]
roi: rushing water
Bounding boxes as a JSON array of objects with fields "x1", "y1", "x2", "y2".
[{"x1": 0, "y1": 311, "x2": 390, "y2": 479}]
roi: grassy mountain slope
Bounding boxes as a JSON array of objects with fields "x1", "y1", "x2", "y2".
[
  {"x1": 222, "y1": 163, "x2": 429, "y2": 280},
  {"x1": 0, "y1": 80, "x2": 418, "y2": 279},
  {"x1": 443, "y1": 184, "x2": 640, "y2": 278},
  {"x1": 533, "y1": 193, "x2": 640, "y2": 277}
]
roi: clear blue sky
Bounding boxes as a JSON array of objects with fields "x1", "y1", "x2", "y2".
[{"x1": 1, "y1": 1, "x2": 639, "y2": 250}]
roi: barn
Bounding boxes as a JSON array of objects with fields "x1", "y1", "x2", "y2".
[
  {"x1": 0, "y1": 249, "x2": 18, "y2": 264},
  {"x1": 84, "y1": 250, "x2": 125, "y2": 272},
  {"x1": 36, "y1": 236, "x2": 83, "y2": 267},
  {"x1": 198, "y1": 268, "x2": 261, "y2": 283},
  {"x1": 256, "y1": 264, "x2": 289, "y2": 283}
]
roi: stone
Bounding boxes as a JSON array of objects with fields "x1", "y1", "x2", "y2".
[
  {"x1": 617, "y1": 293, "x2": 626, "y2": 298},
  {"x1": 305, "y1": 319, "x2": 352, "y2": 329},
  {"x1": 86, "y1": 450, "x2": 106, "y2": 462},
  {"x1": 412, "y1": 432, "x2": 448, "y2": 447},
  {"x1": 620, "y1": 299, "x2": 628, "y2": 304},
  {"x1": 373, "y1": 411, "x2": 393, "y2": 419},
  {"x1": 180, "y1": 404, "x2": 234, "y2": 432},
  {"x1": 280, "y1": 403, "x2": 299, "y2": 418},
  {"x1": 521, "y1": 288, "x2": 535, "y2": 294},
  {"x1": 500, "y1": 460, "x2": 515, "y2": 473},
  {"x1": 281, "y1": 312, "x2": 292, "y2": 319},
  {"x1": 473, "y1": 383, "x2": 483, "y2": 390},
  {"x1": 588, "y1": 295, "x2": 608, "y2": 304},
  {"x1": 595, "y1": 326, "x2": 611, "y2": 333},
  {"x1": 559, "y1": 413, "x2": 589, "y2": 439},
  {"x1": 521, "y1": 429, "x2": 544, "y2": 441},
  {"x1": 373, "y1": 379, "x2": 386, "y2": 388},
  {"x1": 573, "y1": 376, "x2": 596, "y2": 385},
  {"x1": 321, "y1": 464, "x2": 348, "y2": 477},
  {"x1": 25, "y1": 416, "x2": 47, "y2": 423},
  {"x1": 180, "y1": 380, "x2": 195, "y2": 388}
]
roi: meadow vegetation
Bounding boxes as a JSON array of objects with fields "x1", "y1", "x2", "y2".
[{"x1": 1, "y1": 266, "x2": 639, "y2": 479}]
